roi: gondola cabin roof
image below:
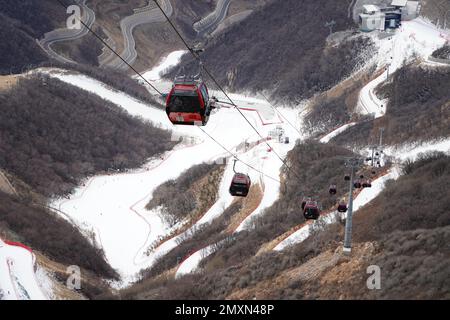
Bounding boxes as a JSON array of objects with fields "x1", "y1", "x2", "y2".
[
  {"x1": 173, "y1": 75, "x2": 203, "y2": 87},
  {"x1": 232, "y1": 173, "x2": 250, "y2": 184},
  {"x1": 391, "y1": 0, "x2": 407, "y2": 7},
  {"x1": 172, "y1": 84, "x2": 198, "y2": 91},
  {"x1": 304, "y1": 200, "x2": 318, "y2": 208}
]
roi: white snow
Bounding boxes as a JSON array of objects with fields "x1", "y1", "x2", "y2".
[
  {"x1": 31, "y1": 17, "x2": 448, "y2": 285},
  {"x1": 0, "y1": 240, "x2": 48, "y2": 300},
  {"x1": 357, "y1": 18, "x2": 448, "y2": 118},
  {"x1": 42, "y1": 60, "x2": 302, "y2": 286},
  {"x1": 174, "y1": 107, "x2": 304, "y2": 278},
  {"x1": 174, "y1": 244, "x2": 216, "y2": 278},
  {"x1": 320, "y1": 122, "x2": 357, "y2": 143},
  {"x1": 34, "y1": 267, "x2": 55, "y2": 300},
  {"x1": 141, "y1": 50, "x2": 187, "y2": 81},
  {"x1": 272, "y1": 224, "x2": 312, "y2": 252},
  {"x1": 352, "y1": 168, "x2": 400, "y2": 211},
  {"x1": 384, "y1": 138, "x2": 450, "y2": 161}
]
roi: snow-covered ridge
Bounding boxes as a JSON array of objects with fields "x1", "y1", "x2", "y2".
[{"x1": 0, "y1": 239, "x2": 50, "y2": 300}]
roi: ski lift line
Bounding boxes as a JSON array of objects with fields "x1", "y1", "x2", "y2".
[
  {"x1": 151, "y1": 0, "x2": 304, "y2": 182},
  {"x1": 49, "y1": 1, "x2": 283, "y2": 191},
  {"x1": 198, "y1": 127, "x2": 281, "y2": 183},
  {"x1": 259, "y1": 92, "x2": 302, "y2": 136},
  {"x1": 202, "y1": 67, "x2": 298, "y2": 177},
  {"x1": 53, "y1": 0, "x2": 297, "y2": 183},
  {"x1": 54, "y1": 0, "x2": 164, "y2": 97}
]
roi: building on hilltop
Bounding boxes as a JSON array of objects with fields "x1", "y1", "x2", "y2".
[{"x1": 359, "y1": 0, "x2": 420, "y2": 32}]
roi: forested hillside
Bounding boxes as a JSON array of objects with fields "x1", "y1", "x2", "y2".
[
  {"x1": 0, "y1": 15, "x2": 49, "y2": 74},
  {"x1": 332, "y1": 64, "x2": 450, "y2": 147},
  {"x1": 122, "y1": 152, "x2": 449, "y2": 300},
  {"x1": 0, "y1": 74, "x2": 177, "y2": 298},
  {"x1": 0, "y1": 76, "x2": 175, "y2": 197},
  {"x1": 167, "y1": 0, "x2": 371, "y2": 103},
  {"x1": 0, "y1": 0, "x2": 65, "y2": 74},
  {"x1": 0, "y1": 192, "x2": 119, "y2": 282}
]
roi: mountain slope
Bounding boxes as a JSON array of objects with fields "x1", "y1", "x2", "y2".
[
  {"x1": 0, "y1": 0, "x2": 66, "y2": 74},
  {"x1": 0, "y1": 75, "x2": 174, "y2": 197},
  {"x1": 168, "y1": 0, "x2": 369, "y2": 103},
  {"x1": 332, "y1": 64, "x2": 450, "y2": 147}
]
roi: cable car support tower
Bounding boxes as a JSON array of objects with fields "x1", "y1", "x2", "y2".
[{"x1": 343, "y1": 157, "x2": 364, "y2": 254}]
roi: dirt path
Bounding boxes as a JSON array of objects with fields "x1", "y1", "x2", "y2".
[
  {"x1": 0, "y1": 75, "x2": 18, "y2": 92},
  {"x1": 0, "y1": 170, "x2": 18, "y2": 196}
]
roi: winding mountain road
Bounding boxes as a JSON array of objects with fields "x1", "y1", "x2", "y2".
[
  {"x1": 38, "y1": 0, "x2": 95, "y2": 64},
  {"x1": 38, "y1": 0, "x2": 173, "y2": 69},
  {"x1": 106, "y1": 0, "x2": 174, "y2": 70},
  {"x1": 194, "y1": 0, "x2": 232, "y2": 38}
]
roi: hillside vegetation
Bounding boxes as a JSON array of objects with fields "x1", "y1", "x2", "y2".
[
  {"x1": 0, "y1": 0, "x2": 66, "y2": 74},
  {"x1": 167, "y1": 0, "x2": 371, "y2": 104},
  {"x1": 0, "y1": 14, "x2": 49, "y2": 74},
  {"x1": 304, "y1": 62, "x2": 376, "y2": 136},
  {"x1": 0, "y1": 0, "x2": 64, "y2": 38},
  {"x1": 0, "y1": 191, "x2": 118, "y2": 281},
  {"x1": 147, "y1": 163, "x2": 225, "y2": 226},
  {"x1": 0, "y1": 76, "x2": 175, "y2": 197},
  {"x1": 432, "y1": 45, "x2": 450, "y2": 60},
  {"x1": 121, "y1": 153, "x2": 450, "y2": 300},
  {"x1": 332, "y1": 64, "x2": 450, "y2": 147},
  {"x1": 120, "y1": 141, "x2": 371, "y2": 298}
]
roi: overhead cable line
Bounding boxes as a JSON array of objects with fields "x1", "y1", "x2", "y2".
[
  {"x1": 198, "y1": 127, "x2": 281, "y2": 183},
  {"x1": 52, "y1": 0, "x2": 283, "y2": 182},
  {"x1": 259, "y1": 92, "x2": 302, "y2": 136},
  {"x1": 150, "y1": 0, "x2": 303, "y2": 181},
  {"x1": 55, "y1": 0, "x2": 164, "y2": 96}
]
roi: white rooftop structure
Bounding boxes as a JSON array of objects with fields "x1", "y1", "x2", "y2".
[
  {"x1": 363, "y1": 4, "x2": 381, "y2": 14},
  {"x1": 391, "y1": 0, "x2": 408, "y2": 7},
  {"x1": 402, "y1": 1, "x2": 420, "y2": 20},
  {"x1": 360, "y1": 11, "x2": 386, "y2": 32}
]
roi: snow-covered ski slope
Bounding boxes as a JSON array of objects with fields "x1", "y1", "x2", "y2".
[
  {"x1": 385, "y1": 138, "x2": 450, "y2": 161},
  {"x1": 175, "y1": 17, "x2": 450, "y2": 276},
  {"x1": 0, "y1": 239, "x2": 49, "y2": 300},
  {"x1": 45, "y1": 53, "x2": 301, "y2": 286},
  {"x1": 36, "y1": 16, "x2": 448, "y2": 287},
  {"x1": 357, "y1": 17, "x2": 448, "y2": 118},
  {"x1": 319, "y1": 122, "x2": 357, "y2": 144}
]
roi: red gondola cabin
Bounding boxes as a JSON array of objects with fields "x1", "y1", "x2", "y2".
[
  {"x1": 329, "y1": 184, "x2": 337, "y2": 195},
  {"x1": 362, "y1": 180, "x2": 372, "y2": 188},
  {"x1": 301, "y1": 197, "x2": 311, "y2": 210},
  {"x1": 303, "y1": 200, "x2": 320, "y2": 220},
  {"x1": 229, "y1": 173, "x2": 251, "y2": 197},
  {"x1": 337, "y1": 200, "x2": 348, "y2": 213},
  {"x1": 166, "y1": 76, "x2": 213, "y2": 126}
]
